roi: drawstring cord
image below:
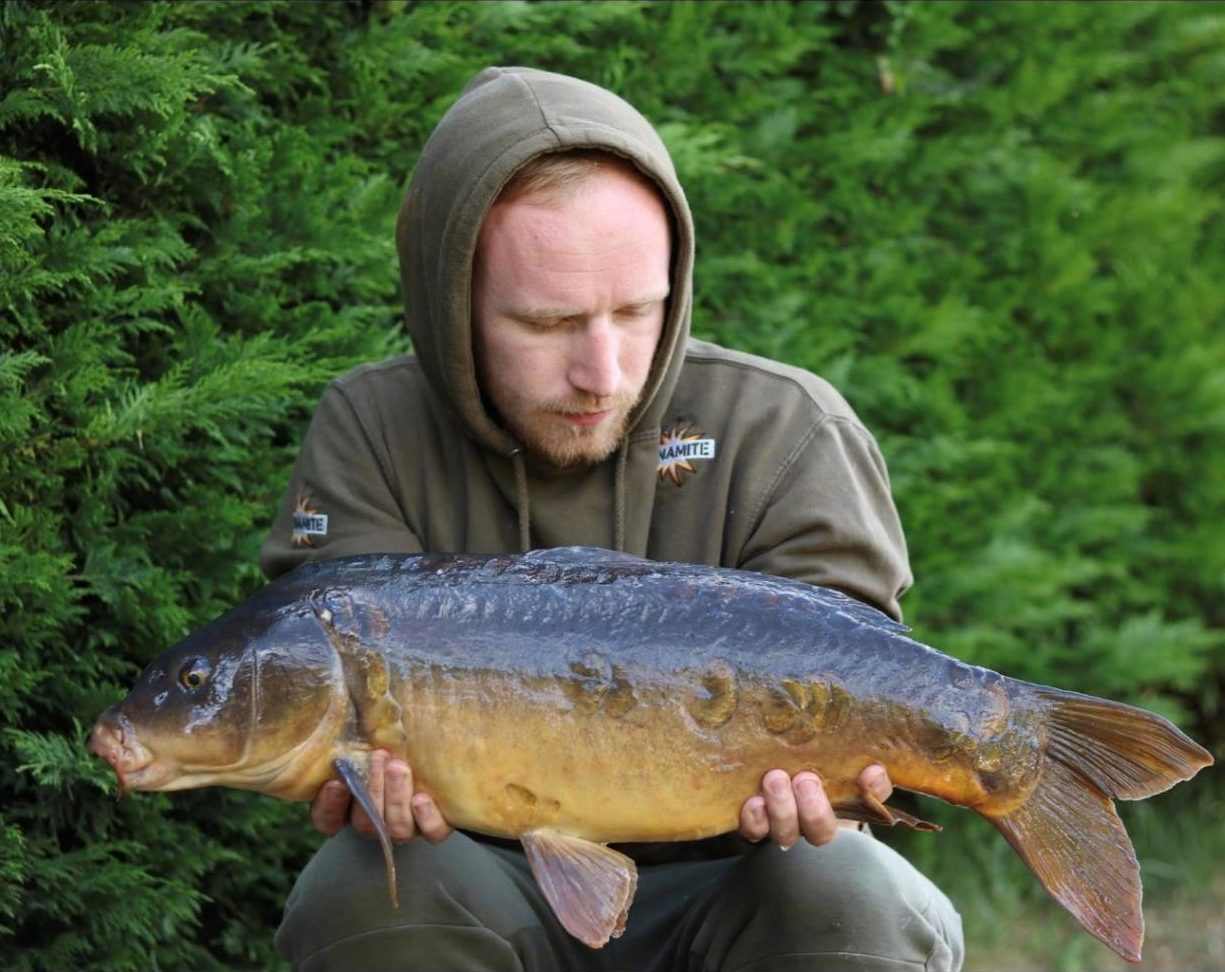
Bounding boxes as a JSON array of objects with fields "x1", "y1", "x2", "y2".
[
  {"x1": 511, "y1": 449, "x2": 531, "y2": 551},
  {"x1": 614, "y1": 440, "x2": 628, "y2": 552},
  {"x1": 510, "y1": 441, "x2": 628, "y2": 553}
]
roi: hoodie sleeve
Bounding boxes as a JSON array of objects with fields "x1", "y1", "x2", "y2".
[
  {"x1": 260, "y1": 381, "x2": 423, "y2": 579},
  {"x1": 736, "y1": 414, "x2": 912, "y2": 621}
]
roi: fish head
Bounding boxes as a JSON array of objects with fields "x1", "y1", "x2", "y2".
[{"x1": 90, "y1": 601, "x2": 347, "y2": 797}]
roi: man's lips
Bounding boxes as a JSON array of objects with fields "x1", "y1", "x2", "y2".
[{"x1": 559, "y1": 409, "x2": 612, "y2": 427}]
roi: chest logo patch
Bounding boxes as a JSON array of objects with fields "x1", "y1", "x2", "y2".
[
  {"x1": 291, "y1": 493, "x2": 329, "y2": 548},
  {"x1": 658, "y1": 425, "x2": 717, "y2": 486}
]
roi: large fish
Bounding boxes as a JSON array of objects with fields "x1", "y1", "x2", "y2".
[{"x1": 89, "y1": 548, "x2": 1212, "y2": 961}]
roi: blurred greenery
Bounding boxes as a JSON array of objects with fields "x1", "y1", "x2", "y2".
[{"x1": 1, "y1": 1, "x2": 1221, "y2": 968}]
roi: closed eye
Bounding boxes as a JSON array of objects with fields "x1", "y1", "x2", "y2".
[{"x1": 615, "y1": 301, "x2": 661, "y2": 321}]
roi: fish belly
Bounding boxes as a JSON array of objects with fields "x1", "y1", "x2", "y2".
[{"x1": 397, "y1": 669, "x2": 885, "y2": 842}]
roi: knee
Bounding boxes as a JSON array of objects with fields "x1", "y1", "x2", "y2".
[
  {"x1": 275, "y1": 830, "x2": 533, "y2": 970},
  {"x1": 730, "y1": 831, "x2": 964, "y2": 971},
  {"x1": 749, "y1": 830, "x2": 925, "y2": 914},
  {"x1": 276, "y1": 831, "x2": 441, "y2": 964}
]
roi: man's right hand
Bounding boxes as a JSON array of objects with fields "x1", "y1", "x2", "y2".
[{"x1": 310, "y1": 750, "x2": 453, "y2": 844}]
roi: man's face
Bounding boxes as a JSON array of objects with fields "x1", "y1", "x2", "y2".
[{"x1": 472, "y1": 166, "x2": 671, "y2": 468}]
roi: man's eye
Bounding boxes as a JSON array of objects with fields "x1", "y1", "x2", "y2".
[
  {"x1": 617, "y1": 302, "x2": 658, "y2": 321},
  {"x1": 523, "y1": 316, "x2": 574, "y2": 332},
  {"x1": 617, "y1": 307, "x2": 656, "y2": 326}
]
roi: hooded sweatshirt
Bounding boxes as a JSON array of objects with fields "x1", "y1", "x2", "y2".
[{"x1": 261, "y1": 66, "x2": 911, "y2": 621}]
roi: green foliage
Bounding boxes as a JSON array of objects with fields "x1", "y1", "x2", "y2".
[
  {"x1": 2, "y1": 1, "x2": 1221, "y2": 968},
  {"x1": 1, "y1": 1, "x2": 398, "y2": 967}
]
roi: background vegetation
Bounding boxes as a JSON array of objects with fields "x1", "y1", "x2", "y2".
[{"x1": 2, "y1": 1, "x2": 1221, "y2": 969}]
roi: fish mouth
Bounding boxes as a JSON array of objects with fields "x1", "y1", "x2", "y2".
[{"x1": 88, "y1": 712, "x2": 174, "y2": 795}]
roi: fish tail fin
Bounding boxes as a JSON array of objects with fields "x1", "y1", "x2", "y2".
[
  {"x1": 986, "y1": 689, "x2": 1213, "y2": 963},
  {"x1": 1034, "y1": 688, "x2": 1213, "y2": 799},
  {"x1": 988, "y1": 756, "x2": 1143, "y2": 962}
]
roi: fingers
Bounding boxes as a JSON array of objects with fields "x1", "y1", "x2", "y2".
[
  {"x1": 382, "y1": 757, "x2": 416, "y2": 842},
  {"x1": 309, "y1": 779, "x2": 352, "y2": 837},
  {"x1": 739, "y1": 794, "x2": 769, "y2": 842},
  {"x1": 383, "y1": 758, "x2": 454, "y2": 844},
  {"x1": 411, "y1": 792, "x2": 454, "y2": 844},
  {"x1": 738, "y1": 769, "x2": 840, "y2": 849},
  {"x1": 858, "y1": 763, "x2": 893, "y2": 803},
  {"x1": 792, "y1": 771, "x2": 837, "y2": 847},
  {"x1": 764, "y1": 769, "x2": 802, "y2": 849},
  {"x1": 312, "y1": 750, "x2": 453, "y2": 845}
]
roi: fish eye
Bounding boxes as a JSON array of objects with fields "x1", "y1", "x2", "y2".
[{"x1": 178, "y1": 657, "x2": 211, "y2": 691}]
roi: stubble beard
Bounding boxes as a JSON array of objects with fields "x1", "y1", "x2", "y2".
[{"x1": 503, "y1": 391, "x2": 640, "y2": 469}]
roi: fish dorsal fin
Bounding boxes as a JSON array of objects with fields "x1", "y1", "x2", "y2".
[
  {"x1": 312, "y1": 593, "x2": 408, "y2": 752},
  {"x1": 523, "y1": 546, "x2": 647, "y2": 566},
  {"x1": 333, "y1": 755, "x2": 398, "y2": 907},
  {"x1": 520, "y1": 829, "x2": 638, "y2": 948}
]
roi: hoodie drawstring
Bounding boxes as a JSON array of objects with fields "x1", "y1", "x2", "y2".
[
  {"x1": 510, "y1": 444, "x2": 629, "y2": 554},
  {"x1": 614, "y1": 439, "x2": 628, "y2": 553},
  {"x1": 511, "y1": 449, "x2": 532, "y2": 552}
]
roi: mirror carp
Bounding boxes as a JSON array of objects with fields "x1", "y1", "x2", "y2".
[{"x1": 89, "y1": 547, "x2": 1213, "y2": 961}]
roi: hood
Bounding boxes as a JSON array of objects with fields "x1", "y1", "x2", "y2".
[{"x1": 395, "y1": 65, "x2": 695, "y2": 460}]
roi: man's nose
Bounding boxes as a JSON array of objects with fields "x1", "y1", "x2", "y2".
[{"x1": 568, "y1": 318, "x2": 621, "y2": 398}]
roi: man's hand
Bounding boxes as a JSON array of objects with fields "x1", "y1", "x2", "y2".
[
  {"x1": 738, "y1": 765, "x2": 892, "y2": 848},
  {"x1": 309, "y1": 750, "x2": 453, "y2": 844}
]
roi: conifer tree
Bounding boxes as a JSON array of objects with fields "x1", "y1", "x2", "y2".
[{"x1": 2, "y1": 2, "x2": 1219, "y2": 968}]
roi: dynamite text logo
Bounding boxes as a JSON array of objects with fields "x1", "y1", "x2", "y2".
[
  {"x1": 657, "y1": 425, "x2": 717, "y2": 486},
  {"x1": 291, "y1": 494, "x2": 329, "y2": 548}
]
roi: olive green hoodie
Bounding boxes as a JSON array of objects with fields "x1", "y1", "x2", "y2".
[{"x1": 261, "y1": 66, "x2": 911, "y2": 619}]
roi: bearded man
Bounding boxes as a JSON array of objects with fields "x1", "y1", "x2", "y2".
[{"x1": 262, "y1": 66, "x2": 964, "y2": 972}]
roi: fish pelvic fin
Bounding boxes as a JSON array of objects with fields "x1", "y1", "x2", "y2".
[
  {"x1": 520, "y1": 829, "x2": 638, "y2": 949},
  {"x1": 333, "y1": 755, "x2": 398, "y2": 908},
  {"x1": 987, "y1": 756, "x2": 1142, "y2": 963}
]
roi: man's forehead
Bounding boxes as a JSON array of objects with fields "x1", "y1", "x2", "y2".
[
  {"x1": 481, "y1": 163, "x2": 669, "y2": 236},
  {"x1": 476, "y1": 174, "x2": 670, "y2": 277}
]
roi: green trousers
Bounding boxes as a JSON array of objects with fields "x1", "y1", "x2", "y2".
[{"x1": 276, "y1": 828, "x2": 964, "y2": 971}]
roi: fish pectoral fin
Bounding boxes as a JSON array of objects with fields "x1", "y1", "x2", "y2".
[
  {"x1": 520, "y1": 829, "x2": 638, "y2": 949},
  {"x1": 832, "y1": 785, "x2": 942, "y2": 832},
  {"x1": 333, "y1": 755, "x2": 399, "y2": 908}
]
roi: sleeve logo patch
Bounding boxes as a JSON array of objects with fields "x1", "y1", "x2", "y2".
[
  {"x1": 658, "y1": 425, "x2": 716, "y2": 486},
  {"x1": 291, "y1": 494, "x2": 329, "y2": 548}
]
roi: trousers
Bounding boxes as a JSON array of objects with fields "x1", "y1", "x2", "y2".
[{"x1": 275, "y1": 828, "x2": 964, "y2": 971}]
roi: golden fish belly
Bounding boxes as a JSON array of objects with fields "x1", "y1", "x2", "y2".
[{"x1": 394, "y1": 667, "x2": 971, "y2": 841}]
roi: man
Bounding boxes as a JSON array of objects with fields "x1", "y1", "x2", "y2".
[{"x1": 262, "y1": 66, "x2": 964, "y2": 971}]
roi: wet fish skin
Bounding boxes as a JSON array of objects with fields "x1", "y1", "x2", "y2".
[{"x1": 88, "y1": 547, "x2": 1213, "y2": 960}]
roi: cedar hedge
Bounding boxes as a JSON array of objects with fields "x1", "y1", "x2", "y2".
[{"x1": 2, "y1": 2, "x2": 1221, "y2": 968}]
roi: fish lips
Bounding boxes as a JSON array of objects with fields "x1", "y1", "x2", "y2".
[{"x1": 89, "y1": 709, "x2": 174, "y2": 796}]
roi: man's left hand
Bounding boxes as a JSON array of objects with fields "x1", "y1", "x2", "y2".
[{"x1": 738, "y1": 765, "x2": 891, "y2": 848}]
